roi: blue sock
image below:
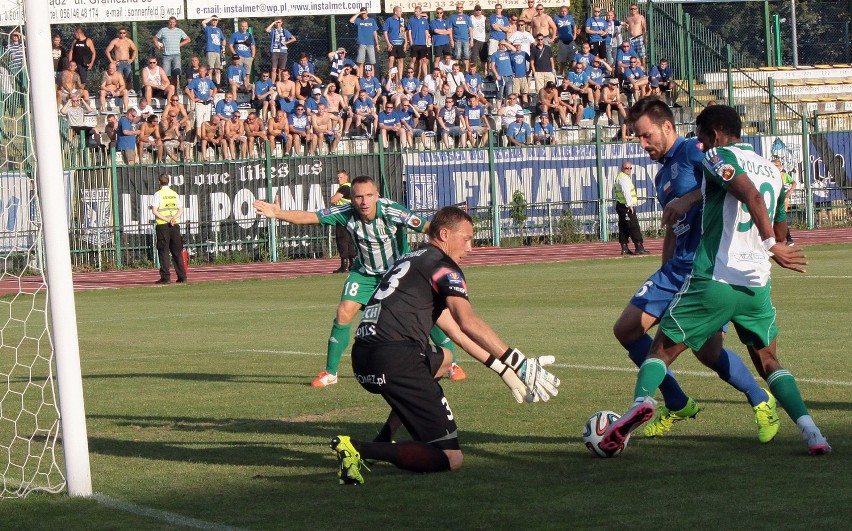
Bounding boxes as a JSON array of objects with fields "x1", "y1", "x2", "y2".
[
  {"x1": 712, "y1": 348, "x2": 769, "y2": 407},
  {"x1": 626, "y1": 334, "x2": 689, "y2": 411}
]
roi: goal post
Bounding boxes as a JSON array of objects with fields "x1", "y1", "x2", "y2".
[{"x1": 0, "y1": 0, "x2": 92, "y2": 497}]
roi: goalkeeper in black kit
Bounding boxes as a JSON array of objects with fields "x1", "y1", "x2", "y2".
[{"x1": 329, "y1": 206, "x2": 560, "y2": 485}]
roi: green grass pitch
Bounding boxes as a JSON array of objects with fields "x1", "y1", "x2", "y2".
[{"x1": 4, "y1": 245, "x2": 850, "y2": 529}]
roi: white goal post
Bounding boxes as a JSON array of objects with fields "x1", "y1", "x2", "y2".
[{"x1": 0, "y1": 0, "x2": 91, "y2": 497}]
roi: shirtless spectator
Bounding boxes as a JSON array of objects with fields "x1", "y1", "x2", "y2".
[
  {"x1": 536, "y1": 80, "x2": 568, "y2": 127},
  {"x1": 530, "y1": 4, "x2": 557, "y2": 45},
  {"x1": 200, "y1": 115, "x2": 226, "y2": 160},
  {"x1": 160, "y1": 111, "x2": 193, "y2": 161},
  {"x1": 267, "y1": 109, "x2": 290, "y2": 154},
  {"x1": 287, "y1": 104, "x2": 315, "y2": 155},
  {"x1": 337, "y1": 64, "x2": 359, "y2": 104},
  {"x1": 244, "y1": 112, "x2": 267, "y2": 155},
  {"x1": 105, "y1": 28, "x2": 138, "y2": 89},
  {"x1": 324, "y1": 82, "x2": 352, "y2": 138},
  {"x1": 138, "y1": 114, "x2": 164, "y2": 162},
  {"x1": 311, "y1": 103, "x2": 343, "y2": 155},
  {"x1": 626, "y1": 4, "x2": 647, "y2": 66},
  {"x1": 100, "y1": 62, "x2": 129, "y2": 111},
  {"x1": 142, "y1": 57, "x2": 175, "y2": 102},
  {"x1": 223, "y1": 110, "x2": 248, "y2": 159},
  {"x1": 163, "y1": 94, "x2": 192, "y2": 132},
  {"x1": 57, "y1": 61, "x2": 89, "y2": 107},
  {"x1": 599, "y1": 78, "x2": 629, "y2": 139},
  {"x1": 275, "y1": 70, "x2": 297, "y2": 115},
  {"x1": 519, "y1": 0, "x2": 537, "y2": 26}
]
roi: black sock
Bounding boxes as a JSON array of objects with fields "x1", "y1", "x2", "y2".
[
  {"x1": 373, "y1": 422, "x2": 394, "y2": 443},
  {"x1": 354, "y1": 441, "x2": 451, "y2": 473}
]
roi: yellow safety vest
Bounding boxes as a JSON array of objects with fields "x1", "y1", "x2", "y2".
[
  {"x1": 155, "y1": 186, "x2": 180, "y2": 225},
  {"x1": 334, "y1": 181, "x2": 352, "y2": 206},
  {"x1": 612, "y1": 173, "x2": 636, "y2": 205}
]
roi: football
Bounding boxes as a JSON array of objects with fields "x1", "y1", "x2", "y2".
[{"x1": 582, "y1": 410, "x2": 628, "y2": 457}]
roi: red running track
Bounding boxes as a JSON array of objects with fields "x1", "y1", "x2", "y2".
[{"x1": 2, "y1": 228, "x2": 851, "y2": 296}]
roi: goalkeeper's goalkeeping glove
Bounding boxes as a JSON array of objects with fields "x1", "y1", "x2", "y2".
[{"x1": 486, "y1": 348, "x2": 560, "y2": 403}]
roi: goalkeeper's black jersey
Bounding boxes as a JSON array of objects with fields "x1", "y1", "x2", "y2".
[{"x1": 355, "y1": 244, "x2": 469, "y2": 350}]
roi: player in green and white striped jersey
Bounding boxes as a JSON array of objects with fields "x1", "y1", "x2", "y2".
[
  {"x1": 253, "y1": 175, "x2": 465, "y2": 390},
  {"x1": 602, "y1": 105, "x2": 830, "y2": 456}
]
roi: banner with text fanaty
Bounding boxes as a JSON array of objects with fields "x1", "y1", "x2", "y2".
[{"x1": 115, "y1": 156, "x2": 384, "y2": 245}]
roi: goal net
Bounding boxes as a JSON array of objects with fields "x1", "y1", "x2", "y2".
[{"x1": 0, "y1": 10, "x2": 67, "y2": 496}]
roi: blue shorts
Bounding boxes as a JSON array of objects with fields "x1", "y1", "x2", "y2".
[
  {"x1": 631, "y1": 262, "x2": 729, "y2": 333},
  {"x1": 277, "y1": 97, "x2": 295, "y2": 114},
  {"x1": 630, "y1": 262, "x2": 690, "y2": 319}
]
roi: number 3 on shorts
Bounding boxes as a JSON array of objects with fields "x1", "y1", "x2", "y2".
[{"x1": 441, "y1": 397, "x2": 454, "y2": 420}]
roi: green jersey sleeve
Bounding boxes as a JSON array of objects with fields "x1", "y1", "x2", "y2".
[
  {"x1": 382, "y1": 200, "x2": 428, "y2": 233},
  {"x1": 702, "y1": 146, "x2": 743, "y2": 188},
  {"x1": 316, "y1": 204, "x2": 354, "y2": 226}
]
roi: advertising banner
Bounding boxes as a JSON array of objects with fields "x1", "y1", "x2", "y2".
[
  {"x1": 185, "y1": 0, "x2": 381, "y2": 20},
  {"x1": 1, "y1": 0, "x2": 183, "y2": 25},
  {"x1": 0, "y1": 172, "x2": 35, "y2": 251},
  {"x1": 392, "y1": 1, "x2": 567, "y2": 14}
]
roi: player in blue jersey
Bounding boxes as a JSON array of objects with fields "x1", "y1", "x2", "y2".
[
  {"x1": 604, "y1": 102, "x2": 830, "y2": 456},
  {"x1": 611, "y1": 98, "x2": 780, "y2": 440}
]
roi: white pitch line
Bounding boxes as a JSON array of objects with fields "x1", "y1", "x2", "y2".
[
  {"x1": 93, "y1": 493, "x2": 246, "y2": 531},
  {"x1": 235, "y1": 350, "x2": 852, "y2": 387}
]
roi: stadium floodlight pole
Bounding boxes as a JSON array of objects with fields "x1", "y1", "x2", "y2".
[
  {"x1": 790, "y1": 0, "x2": 799, "y2": 66},
  {"x1": 23, "y1": 0, "x2": 93, "y2": 497}
]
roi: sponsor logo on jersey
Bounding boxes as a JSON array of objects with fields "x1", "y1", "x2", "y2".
[
  {"x1": 409, "y1": 216, "x2": 422, "y2": 227},
  {"x1": 662, "y1": 180, "x2": 672, "y2": 195},
  {"x1": 319, "y1": 208, "x2": 331, "y2": 216},
  {"x1": 709, "y1": 154, "x2": 720, "y2": 165},
  {"x1": 447, "y1": 272, "x2": 463, "y2": 285},
  {"x1": 362, "y1": 303, "x2": 381, "y2": 323},
  {"x1": 721, "y1": 165, "x2": 735, "y2": 181}
]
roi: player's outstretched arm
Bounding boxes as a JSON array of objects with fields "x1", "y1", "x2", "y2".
[
  {"x1": 253, "y1": 199, "x2": 320, "y2": 225},
  {"x1": 443, "y1": 298, "x2": 560, "y2": 402}
]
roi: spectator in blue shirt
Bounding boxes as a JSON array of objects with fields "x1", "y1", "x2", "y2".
[
  {"x1": 201, "y1": 16, "x2": 225, "y2": 85},
  {"x1": 450, "y1": 4, "x2": 473, "y2": 71},
  {"x1": 228, "y1": 20, "x2": 256, "y2": 77},
  {"x1": 215, "y1": 92, "x2": 239, "y2": 119},
  {"x1": 399, "y1": 97, "x2": 424, "y2": 148},
  {"x1": 226, "y1": 55, "x2": 251, "y2": 99},
  {"x1": 553, "y1": 6, "x2": 578, "y2": 77},
  {"x1": 252, "y1": 70, "x2": 275, "y2": 120},
  {"x1": 305, "y1": 87, "x2": 329, "y2": 114},
  {"x1": 533, "y1": 113, "x2": 555, "y2": 145},
  {"x1": 350, "y1": 7, "x2": 380, "y2": 77},
  {"x1": 463, "y1": 95, "x2": 489, "y2": 148},
  {"x1": 412, "y1": 84, "x2": 436, "y2": 133},
  {"x1": 185, "y1": 66, "x2": 217, "y2": 133},
  {"x1": 266, "y1": 19, "x2": 297, "y2": 82},
  {"x1": 489, "y1": 40, "x2": 514, "y2": 103},
  {"x1": 400, "y1": 67, "x2": 420, "y2": 95},
  {"x1": 384, "y1": 5, "x2": 408, "y2": 72},
  {"x1": 649, "y1": 58, "x2": 679, "y2": 107},
  {"x1": 408, "y1": 6, "x2": 431, "y2": 79},
  {"x1": 572, "y1": 42, "x2": 595, "y2": 69},
  {"x1": 505, "y1": 112, "x2": 532, "y2": 146},
  {"x1": 116, "y1": 108, "x2": 140, "y2": 164},
  {"x1": 291, "y1": 53, "x2": 315, "y2": 79},
  {"x1": 584, "y1": 6, "x2": 607, "y2": 58},
  {"x1": 430, "y1": 8, "x2": 453, "y2": 59},
  {"x1": 509, "y1": 45, "x2": 531, "y2": 106},
  {"x1": 614, "y1": 40, "x2": 637, "y2": 78},
  {"x1": 488, "y1": 4, "x2": 511, "y2": 56},
  {"x1": 352, "y1": 90, "x2": 378, "y2": 136},
  {"x1": 623, "y1": 57, "x2": 650, "y2": 99},
  {"x1": 359, "y1": 65, "x2": 382, "y2": 105},
  {"x1": 377, "y1": 102, "x2": 410, "y2": 149}
]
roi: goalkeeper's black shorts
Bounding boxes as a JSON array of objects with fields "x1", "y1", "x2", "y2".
[{"x1": 352, "y1": 340, "x2": 460, "y2": 450}]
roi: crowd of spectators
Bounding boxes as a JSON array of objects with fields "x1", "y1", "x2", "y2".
[{"x1": 50, "y1": 4, "x2": 681, "y2": 163}]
